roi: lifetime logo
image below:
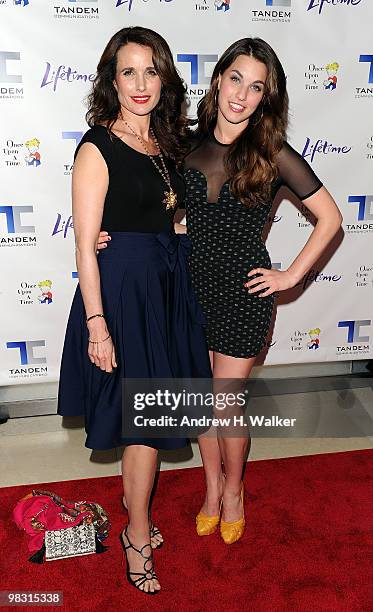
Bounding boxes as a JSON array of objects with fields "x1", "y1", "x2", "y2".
[
  {"x1": 348, "y1": 196, "x2": 373, "y2": 221},
  {"x1": 0, "y1": 52, "x2": 22, "y2": 83},
  {"x1": 0, "y1": 206, "x2": 35, "y2": 233},
  {"x1": 338, "y1": 320, "x2": 371, "y2": 344},
  {"x1": 6, "y1": 341, "x2": 47, "y2": 365},
  {"x1": 177, "y1": 54, "x2": 218, "y2": 85},
  {"x1": 116, "y1": 0, "x2": 173, "y2": 9},
  {"x1": 359, "y1": 55, "x2": 373, "y2": 84}
]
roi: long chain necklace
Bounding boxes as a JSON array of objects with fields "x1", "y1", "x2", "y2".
[{"x1": 122, "y1": 120, "x2": 177, "y2": 211}]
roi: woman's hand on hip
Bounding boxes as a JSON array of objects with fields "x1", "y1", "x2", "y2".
[
  {"x1": 244, "y1": 268, "x2": 296, "y2": 297},
  {"x1": 96, "y1": 230, "x2": 111, "y2": 251}
]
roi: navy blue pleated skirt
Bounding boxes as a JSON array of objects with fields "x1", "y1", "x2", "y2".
[{"x1": 57, "y1": 230, "x2": 212, "y2": 450}]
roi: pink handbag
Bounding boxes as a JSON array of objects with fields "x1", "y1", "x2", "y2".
[{"x1": 13, "y1": 489, "x2": 110, "y2": 562}]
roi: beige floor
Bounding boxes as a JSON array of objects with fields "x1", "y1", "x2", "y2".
[{"x1": 1, "y1": 387, "x2": 372, "y2": 488}]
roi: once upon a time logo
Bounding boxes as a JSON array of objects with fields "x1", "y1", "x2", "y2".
[
  {"x1": 290, "y1": 327, "x2": 321, "y2": 352},
  {"x1": 366, "y1": 135, "x2": 373, "y2": 160},
  {"x1": 355, "y1": 264, "x2": 373, "y2": 288},
  {"x1": 194, "y1": 0, "x2": 231, "y2": 11},
  {"x1": 251, "y1": 0, "x2": 291, "y2": 23},
  {"x1": 304, "y1": 61, "x2": 340, "y2": 92},
  {"x1": 1, "y1": 137, "x2": 41, "y2": 168},
  {"x1": 17, "y1": 279, "x2": 53, "y2": 306},
  {"x1": 41, "y1": 62, "x2": 95, "y2": 92}
]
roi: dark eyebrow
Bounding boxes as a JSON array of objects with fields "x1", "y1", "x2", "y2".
[
  {"x1": 230, "y1": 69, "x2": 265, "y2": 85},
  {"x1": 121, "y1": 66, "x2": 155, "y2": 71}
]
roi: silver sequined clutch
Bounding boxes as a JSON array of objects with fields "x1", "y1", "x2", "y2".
[{"x1": 45, "y1": 523, "x2": 96, "y2": 561}]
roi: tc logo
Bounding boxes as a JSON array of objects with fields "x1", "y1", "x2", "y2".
[
  {"x1": 266, "y1": 0, "x2": 291, "y2": 5},
  {"x1": 0, "y1": 51, "x2": 22, "y2": 83},
  {"x1": 0, "y1": 206, "x2": 35, "y2": 233},
  {"x1": 62, "y1": 132, "x2": 83, "y2": 147},
  {"x1": 359, "y1": 55, "x2": 373, "y2": 84},
  {"x1": 14, "y1": 1, "x2": 29, "y2": 6},
  {"x1": 348, "y1": 196, "x2": 373, "y2": 221},
  {"x1": 6, "y1": 340, "x2": 46, "y2": 365},
  {"x1": 338, "y1": 320, "x2": 371, "y2": 343},
  {"x1": 177, "y1": 54, "x2": 218, "y2": 85}
]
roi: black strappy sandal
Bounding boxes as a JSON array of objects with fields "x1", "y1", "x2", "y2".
[
  {"x1": 119, "y1": 528, "x2": 160, "y2": 595},
  {"x1": 122, "y1": 497, "x2": 163, "y2": 549}
]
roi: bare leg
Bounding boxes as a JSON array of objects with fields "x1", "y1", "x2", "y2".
[
  {"x1": 213, "y1": 352, "x2": 256, "y2": 522},
  {"x1": 121, "y1": 444, "x2": 161, "y2": 593},
  {"x1": 197, "y1": 351, "x2": 226, "y2": 515}
]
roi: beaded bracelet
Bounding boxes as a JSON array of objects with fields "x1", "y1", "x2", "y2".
[
  {"x1": 86, "y1": 313, "x2": 105, "y2": 324},
  {"x1": 88, "y1": 334, "x2": 111, "y2": 344}
]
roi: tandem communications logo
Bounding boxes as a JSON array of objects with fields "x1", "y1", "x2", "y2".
[
  {"x1": 62, "y1": 131, "x2": 83, "y2": 175},
  {"x1": 0, "y1": 205, "x2": 36, "y2": 247},
  {"x1": 6, "y1": 340, "x2": 48, "y2": 380},
  {"x1": 356, "y1": 54, "x2": 373, "y2": 99},
  {"x1": 53, "y1": 0, "x2": 99, "y2": 20},
  {"x1": 251, "y1": 0, "x2": 291, "y2": 24},
  {"x1": 177, "y1": 53, "x2": 218, "y2": 105},
  {"x1": 0, "y1": 51, "x2": 23, "y2": 100},
  {"x1": 337, "y1": 319, "x2": 371, "y2": 357},
  {"x1": 346, "y1": 195, "x2": 373, "y2": 234}
]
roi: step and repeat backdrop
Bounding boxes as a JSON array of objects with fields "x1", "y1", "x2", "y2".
[{"x1": 0, "y1": 0, "x2": 372, "y2": 385}]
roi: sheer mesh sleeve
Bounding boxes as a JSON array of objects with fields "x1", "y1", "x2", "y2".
[{"x1": 276, "y1": 141, "x2": 323, "y2": 200}]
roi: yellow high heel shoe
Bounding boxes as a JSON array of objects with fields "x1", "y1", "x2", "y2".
[
  {"x1": 220, "y1": 485, "x2": 245, "y2": 544},
  {"x1": 196, "y1": 498, "x2": 223, "y2": 536}
]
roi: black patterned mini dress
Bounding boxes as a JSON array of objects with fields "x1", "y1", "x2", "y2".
[{"x1": 184, "y1": 132, "x2": 323, "y2": 358}]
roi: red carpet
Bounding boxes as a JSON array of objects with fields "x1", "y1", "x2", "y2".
[{"x1": 1, "y1": 449, "x2": 372, "y2": 612}]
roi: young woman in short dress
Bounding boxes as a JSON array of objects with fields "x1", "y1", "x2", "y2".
[{"x1": 98, "y1": 37, "x2": 342, "y2": 546}]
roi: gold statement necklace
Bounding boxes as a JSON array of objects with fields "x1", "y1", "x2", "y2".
[{"x1": 123, "y1": 120, "x2": 177, "y2": 211}]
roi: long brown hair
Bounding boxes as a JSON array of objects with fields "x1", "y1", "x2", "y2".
[
  {"x1": 196, "y1": 38, "x2": 289, "y2": 206},
  {"x1": 86, "y1": 26, "x2": 189, "y2": 163}
]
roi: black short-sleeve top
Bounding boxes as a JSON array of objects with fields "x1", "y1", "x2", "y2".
[{"x1": 74, "y1": 125, "x2": 185, "y2": 233}]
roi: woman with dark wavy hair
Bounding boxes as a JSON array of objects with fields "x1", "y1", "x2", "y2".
[
  {"x1": 57, "y1": 26, "x2": 211, "y2": 594},
  {"x1": 183, "y1": 38, "x2": 342, "y2": 544}
]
